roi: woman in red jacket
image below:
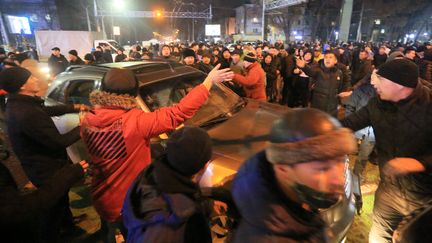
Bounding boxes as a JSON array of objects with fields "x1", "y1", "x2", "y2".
[
  {"x1": 231, "y1": 52, "x2": 267, "y2": 101},
  {"x1": 80, "y1": 64, "x2": 233, "y2": 242}
]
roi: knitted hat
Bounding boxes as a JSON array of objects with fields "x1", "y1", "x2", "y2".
[
  {"x1": 243, "y1": 52, "x2": 257, "y2": 63},
  {"x1": 377, "y1": 59, "x2": 419, "y2": 88},
  {"x1": 0, "y1": 67, "x2": 31, "y2": 93},
  {"x1": 182, "y1": 48, "x2": 196, "y2": 59},
  {"x1": 101, "y1": 68, "x2": 138, "y2": 97},
  {"x1": 68, "y1": 50, "x2": 78, "y2": 57},
  {"x1": 166, "y1": 126, "x2": 212, "y2": 177}
]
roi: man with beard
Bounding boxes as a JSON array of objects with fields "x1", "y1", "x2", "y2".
[{"x1": 232, "y1": 108, "x2": 356, "y2": 242}]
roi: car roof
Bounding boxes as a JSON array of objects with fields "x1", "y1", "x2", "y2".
[{"x1": 61, "y1": 60, "x2": 202, "y2": 86}]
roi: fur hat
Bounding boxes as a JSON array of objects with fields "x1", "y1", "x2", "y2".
[
  {"x1": 265, "y1": 109, "x2": 357, "y2": 164},
  {"x1": 182, "y1": 48, "x2": 196, "y2": 59},
  {"x1": 101, "y1": 68, "x2": 138, "y2": 97},
  {"x1": 167, "y1": 126, "x2": 212, "y2": 177},
  {"x1": 0, "y1": 67, "x2": 31, "y2": 93}
]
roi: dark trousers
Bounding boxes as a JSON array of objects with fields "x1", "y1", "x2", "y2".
[
  {"x1": 369, "y1": 182, "x2": 429, "y2": 243},
  {"x1": 38, "y1": 193, "x2": 69, "y2": 243}
]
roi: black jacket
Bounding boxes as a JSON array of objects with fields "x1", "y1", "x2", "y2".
[
  {"x1": 70, "y1": 57, "x2": 85, "y2": 65},
  {"x1": 47, "y1": 54, "x2": 69, "y2": 77},
  {"x1": 5, "y1": 94, "x2": 81, "y2": 185},
  {"x1": 232, "y1": 151, "x2": 327, "y2": 243},
  {"x1": 115, "y1": 53, "x2": 127, "y2": 62},
  {"x1": 373, "y1": 53, "x2": 388, "y2": 68},
  {"x1": 341, "y1": 82, "x2": 432, "y2": 199},
  {"x1": 302, "y1": 63, "x2": 351, "y2": 117},
  {"x1": 351, "y1": 59, "x2": 372, "y2": 85},
  {"x1": 123, "y1": 157, "x2": 212, "y2": 243},
  {"x1": 0, "y1": 163, "x2": 84, "y2": 242},
  {"x1": 197, "y1": 62, "x2": 213, "y2": 74}
]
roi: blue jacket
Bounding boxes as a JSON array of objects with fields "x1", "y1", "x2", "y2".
[{"x1": 232, "y1": 151, "x2": 326, "y2": 243}]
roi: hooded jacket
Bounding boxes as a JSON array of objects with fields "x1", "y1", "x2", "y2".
[
  {"x1": 122, "y1": 157, "x2": 211, "y2": 243},
  {"x1": 232, "y1": 62, "x2": 267, "y2": 101},
  {"x1": 232, "y1": 151, "x2": 327, "y2": 243},
  {"x1": 80, "y1": 84, "x2": 209, "y2": 222}
]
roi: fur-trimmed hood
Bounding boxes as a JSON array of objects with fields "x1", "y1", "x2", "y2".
[{"x1": 90, "y1": 90, "x2": 139, "y2": 110}]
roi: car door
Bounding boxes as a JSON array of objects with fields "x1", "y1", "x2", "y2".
[{"x1": 45, "y1": 78, "x2": 100, "y2": 163}]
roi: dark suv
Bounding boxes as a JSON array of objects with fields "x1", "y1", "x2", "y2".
[{"x1": 45, "y1": 61, "x2": 358, "y2": 242}]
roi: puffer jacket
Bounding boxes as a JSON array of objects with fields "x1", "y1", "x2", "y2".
[
  {"x1": 232, "y1": 151, "x2": 327, "y2": 243},
  {"x1": 302, "y1": 62, "x2": 351, "y2": 117},
  {"x1": 232, "y1": 62, "x2": 267, "y2": 101},
  {"x1": 81, "y1": 84, "x2": 209, "y2": 222},
  {"x1": 342, "y1": 82, "x2": 432, "y2": 199},
  {"x1": 122, "y1": 158, "x2": 212, "y2": 243}
]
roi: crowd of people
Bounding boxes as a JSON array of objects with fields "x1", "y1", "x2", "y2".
[{"x1": 0, "y1": 38, "x2": 431, "y2": 243}]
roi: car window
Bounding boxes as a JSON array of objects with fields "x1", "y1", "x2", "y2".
[
  {"x1": 47, "y1": 81, "x2": 68, "y2": 103},
  {"x1": 139, "y1": 72, "x2": 243, "y2": 127},
  {"x1": 140, "y1": 73, "x2": 205, "y2": 111},
  {"x1": 65, "y1": 79, "x2": 96, "y2": 105}
]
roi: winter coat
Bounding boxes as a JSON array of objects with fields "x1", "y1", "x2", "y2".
[
  {"x1": 373, "y1": 53, "x2": 388, "y2": 68},
  {"x1": 219, "y1": 57, "x2": 232, "y2": 69},
  {"x1": 232, "y1": 62, "x2": 267, "y2": 101},
  {"x1": 5, "y1": 94, "x2": 80, "y2": 185},
  {"x1": 232, "y1": 151, "x2": 327, "y2": 243},
  {"x1": 420, "y1": 59, "x2": 432, "y2": 83},
  {"x1": 0, "y1": 163, "x2": 84, "y2": 242},
  {"x1": 197, "y1": 62, "x2": 213, "y2": 74},
  {"x1": 345, "y1": 82, "x2": 376, "y2": 140},
  {"x1": 115, "y1": 54, "x2": 128, "y2": 62},
  {"x1": 70, "y1": 57, "x2": 85, "y2": 65},
  {"x1": 262, "y1": 62, "x2": 278, "y2": 88},
  {"x1": 122, "y1": 157, "x2": 212, "y2": 243},
  {"x1": 342, "y1": 82, "x2": 432, "y2": 200},
  {"x1": 47, "y1": 54, "x2": 69, "y2": 77},
  {"x1": 80, "y1": 84, "x2": 209, "y2": 222},
  {"x1": 302, "y1": 63, "x2": 351, "y2": 117},
  {"x1": 103, "y1": 50, "x2": 114, "y2": 63},
  {"x1": 351, "y1": 59, "x2": 372, "y2": 85}
]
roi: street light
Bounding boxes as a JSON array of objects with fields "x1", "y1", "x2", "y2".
[
  {"x1": 154, "y1": 10, "x2": 162, "y2": 18},
  {"x1": 113, "y1": 0, "x2": 125, "y2": 10}
]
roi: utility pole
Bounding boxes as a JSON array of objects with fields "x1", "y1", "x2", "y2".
[
  {"x1": 262, "y1": 0, "x2": 265, "y2": 41},
  {"x1": 339, "y1": 0, "x2": 353, "y2": 42},
  {"x1": 0, "y1": 12, "x2": 10, "y2": 46},
  {"x1": 356, "y1": 0, "x2": 364, "y2": 42},
  {"x1": 85, "y1": 6, "x2": 92, "y2": 31}
]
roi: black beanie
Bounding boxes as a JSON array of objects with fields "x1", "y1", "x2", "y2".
[
  {"x1": 166, "y1": 126, "x2": 212, "y2": 177},
  {"x1": 182, "y1": 48, "x2": 196, "y2": 59},
  {"x1": 243, "y1": 52, "x2": 257, "y2": 63},
  {"x1": 0, "y1": 67, "x2": 31, "y2": 93},
  {"x1": 101, "y1": 68, "x2": 138, "y2": 97},
  {"x1": 377, "y1": 59, "x2": 419, "y2": 88}
]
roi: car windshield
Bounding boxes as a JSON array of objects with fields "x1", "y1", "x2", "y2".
[{"x1": 139, "y1": 72, "x2": 245, "y2": 127}]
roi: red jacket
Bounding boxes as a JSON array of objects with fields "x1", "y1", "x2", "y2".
[
  {"x1": 80, "y1": 84, "x2": 209, "y2": 222},
  {"x1": 233, "y1": 62, "x2": 266, "y2": 101}
]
